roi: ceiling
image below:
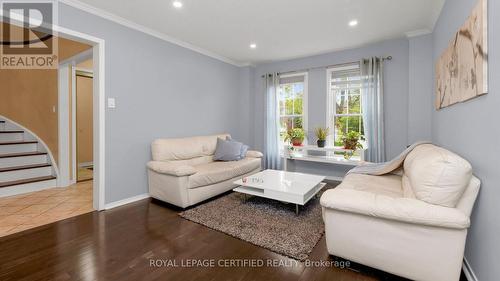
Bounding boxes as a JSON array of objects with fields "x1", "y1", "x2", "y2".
[{"x1": 64, "y1": 0, "x2": 445, "y2": 65}]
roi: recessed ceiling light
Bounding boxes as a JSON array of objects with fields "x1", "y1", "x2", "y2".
[
  {"x1": 172, "y1": 1, "x2": 183, "y2": 8},
  {"x1": 349, "y1": 20, "x2": 358, "y2": 27},
  {"x1": 250, "y1": 43, "x2": 257, "y2": 49}
]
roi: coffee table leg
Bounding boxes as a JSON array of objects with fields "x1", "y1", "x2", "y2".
[{"x1": 295, "y1": 204, "x2": 299, "y2": 215}]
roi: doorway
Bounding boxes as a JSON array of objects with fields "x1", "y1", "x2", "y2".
[
  {"x1": 75, "y1": 68, "x2": 94, "y2": 182},
  {"x1": 0, "y1": 28, "x2": 102, "y2": 236},
  {"x1": 53, "y1": 27, "x2": 106, "y2": 211},
  {"x1": 5, "y1": 12, "x2": 106, "y2": 211}
]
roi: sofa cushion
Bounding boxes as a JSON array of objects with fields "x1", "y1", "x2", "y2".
[
  {"x1": 152, "y1": 134, "x2": 230, "y2": 161},
  {"x1": 338, "y1": 173, "x2": 403, "y2": 198},
  {"x1": 147, "y1": 161, "x2": 197, "y2": 176},
  {"x1": 246, "y1": 150, "x2": 263, "y2": 158},
  {"x1": 189, "y1": 157, "x2": 261, "y2": 188},
  {"x1": 320, "y1": 188, "x2": 470, "y2": 229},
  {"x1": 403, "y1": 144, "x2": 472, "y2": 207},
  {"x1": 169, "y1": 156, "x2": 214, "y2": 167},
  {"x1": 401, "y1": 174, "x2": 416, "y2": 199}
]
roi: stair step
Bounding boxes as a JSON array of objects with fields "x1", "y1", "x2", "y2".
[
  {"x1": 0, "y1": 175, "x2": 56, "y2": 188},
  {"x1": 0, "y1": 141, "x2": 37, "y2": 145},
  {"x1": 0, "y1": 141, "x2": 38, "y2": 154},
  {"x1": 0, "y1": 152, "x2": 49, "y2": 169},
  {"x1": 0, "y1": 163, "x2": 51, "y2": 172},
  {"x1": 0, "y1": 164, "x2": 52, "y2": 182},
  {"x1": 0, "y1": 128, "x2": 23, "y2": 142},
  {"x1": 0, "y1": 130, "x2": 24, "y2": 134},
  {"x1": 0, "y1": 152, "x2": 47, "y2": 159}
]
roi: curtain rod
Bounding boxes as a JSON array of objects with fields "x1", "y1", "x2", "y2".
[{"x1": 260, "y1": 56, "x2": 392, "y2": 78}]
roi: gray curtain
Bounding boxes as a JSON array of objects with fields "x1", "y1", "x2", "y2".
[
  {"x1": 264, "y1": 73, "x2": 281, "y2": 169},
  {"x1": 361, "y1": 57, "x2": 386, "y2": 162}
]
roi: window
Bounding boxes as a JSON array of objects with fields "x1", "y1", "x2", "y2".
[
  {"x1": 327, "y1": 64, "x2": 363, "y2": 147},
  {"x1": 278, "y1": 73, "x2": 308, "y2": 143}
]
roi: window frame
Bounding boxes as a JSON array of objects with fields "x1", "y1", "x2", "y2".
[
  {"x1": 326, "y1": 63, "x2": 363, "y2": 147},
  {"x1": 278, "y1": 72, "x2": 308, "y2": 145}
]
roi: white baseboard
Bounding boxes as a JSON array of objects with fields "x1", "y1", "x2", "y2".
[
  {"x1": 78, "y1": 162, "x2": 94, "y2": 168},
  {"x1": 104, "y1": 193, "x2": 150, "y2": 210},
  {"x1": 463, "y1": 257, "x2": 478, "y2": 281}
]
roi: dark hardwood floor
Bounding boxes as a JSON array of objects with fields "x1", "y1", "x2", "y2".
[{"x1": 0, "y1": 196, "x2": 467, "y2": 281}]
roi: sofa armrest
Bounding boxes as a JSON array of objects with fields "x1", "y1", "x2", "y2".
[
  {"x1": 246, "y1": 150, "x2": 263, "y2": 158},
  {"x1": 320, "y1": 188, "x2": 470, "y2": 229},
  {"x1": 147, "y1": 161, "x2": 197, "y2": 177}
]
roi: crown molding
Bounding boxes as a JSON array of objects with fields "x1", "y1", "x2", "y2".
[
  {"x1": 405, "y1": 29, "x2": 432, "y2": 38},
  {"x1": 59, "y1": 0, "x2": 249, "y2": 67}
]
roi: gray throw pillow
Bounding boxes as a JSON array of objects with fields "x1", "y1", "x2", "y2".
[
  {"x1": 239, "y1": 144, "x2": 249, "y2": 160},
  {"x1": 214, "y1": 138, "x2": 243, "y2": 161},
  {"x1": 226, "y1": 136, "x2": 249, "y2": 160}
]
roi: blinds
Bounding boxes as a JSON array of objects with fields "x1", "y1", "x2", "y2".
[
  {"x1": 279, "y1": 74, "x2": 305, "y2": 85},
  {"x1": 329, "y1": 63, "x2": 361, "y2": 88}
]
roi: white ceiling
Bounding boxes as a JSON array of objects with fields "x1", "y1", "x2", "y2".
[{"x1": 64, "y1": 0, "x2": 445, "y2": 65}]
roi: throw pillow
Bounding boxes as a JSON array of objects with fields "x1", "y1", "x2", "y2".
[
  {"x1": 214, "y1": 138, "x2": 243, "y2": 161},
  {"x1": 226, "y1": 136, "x2": 249, "y2": 160}
]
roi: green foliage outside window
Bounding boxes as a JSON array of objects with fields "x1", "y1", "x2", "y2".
[
  {"x1": 333, "y1": 90, "x2": 364, "y2": 146},
  {"x1": 279, "y1": 82, "x2": 305, "y2": 141}
]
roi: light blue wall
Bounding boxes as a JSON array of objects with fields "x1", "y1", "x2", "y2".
[
  {"x1": 408, "y1": 34, "x2": 433, "y2": 143},
  {"x1": 251, "y1": 38, "x2": 411, "y2": 177},
  {"x1": 237, "y1": 66, "x2": 255, "y2": 145},
  {"x1": 432, "y1": 0, "x2": 500, "y2": 280},
  {"x1": 58, "y1": 4, "x2": 252, "y2": 204}
]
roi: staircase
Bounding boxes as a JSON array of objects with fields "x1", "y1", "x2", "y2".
[{"x1": 0, "y1": 118, "x2": 57, "y2": 197}]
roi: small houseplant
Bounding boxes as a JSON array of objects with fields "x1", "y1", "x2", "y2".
[
  {"x1": 285, "y1": 128, "x2": 306, "y2": 146},
  {"x1": 342, "y1": 131, "x2": 364, "y2": 150},
  {"x1": 342, "y1": 132, "x2": 364, "y2": 159},
  {"x1": 314, "y1": 127, "x2": 329, "y2": 148}
]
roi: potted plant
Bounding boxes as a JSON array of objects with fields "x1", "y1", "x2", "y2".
[
  {"x1": 342, "y1": 132, "x2": 364, "y2": 159},
  {"x1": 285, "y1": 128, "x2": 306, "y2": 146},
  {"x1": 314, "y1": 127, "x2": 329, "y2": 148}
]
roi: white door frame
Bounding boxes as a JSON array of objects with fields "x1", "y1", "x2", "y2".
[
  {"x1": 73, "y1": 67, "x2": 94, "y2": 182},
  {"x1": 52, "y1": 32, "x2": 106, "y2": 211},
  {"x1": 57, "y1": 64, "x2": 71, "y2": 187},
  {"x1": 59, "y1": 49, "x2": 93, "y2": 187},
  {"x1": 58, "y1": 27, "x2": 106, "y2": 211},
  {"x1": 58, "y1": 54, "x2": 94, "y2": 187}
]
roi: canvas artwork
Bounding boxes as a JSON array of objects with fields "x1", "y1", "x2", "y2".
[{"x1": 435, "y1": 0, "x2": 488, "y2": 109}]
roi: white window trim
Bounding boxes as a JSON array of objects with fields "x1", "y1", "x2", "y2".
[
  {"x1": 326, "y1": 64, "x2": 362, "y2": 147},
  {"x1": 278, "y1": 72, "x2": 308, "y2": 142}
]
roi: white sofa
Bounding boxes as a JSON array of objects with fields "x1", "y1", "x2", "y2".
[
  {"x1": 147, "y1": 134, "x2": 262, "y2": 208},
  {"x1": 320, "y1": 144, "x2": 480, "y2": 281}
]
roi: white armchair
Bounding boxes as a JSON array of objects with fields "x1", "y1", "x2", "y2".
[{"x1": 320, "y1": 144, "x2": 480, "y2": 281}]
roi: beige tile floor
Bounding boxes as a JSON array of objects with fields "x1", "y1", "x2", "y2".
[{"x1": 0, "y1": 181, "x2": 93, "y2": 237}]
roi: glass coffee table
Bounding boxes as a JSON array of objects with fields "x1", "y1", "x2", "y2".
[{"x1": 233, "y1": 169, "x2": 326, "y2": 215}]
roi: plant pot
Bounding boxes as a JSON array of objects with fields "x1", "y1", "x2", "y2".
[
  {"x1": 317, "y1": 139, "x2": 326, "y2": 147},
  {"x1": 291, "y1": 138, "x2": 303, "y2": 146},
  {"x1": 343, "y1": 141, "x2": 358, "y2": 150},
  {"x1": 343, "y1": 150, "x2": 354, "y2": 160}
]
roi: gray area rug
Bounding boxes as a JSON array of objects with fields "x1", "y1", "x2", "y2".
[{"x1": 179, "y1": 183, "x2": 337, "y2": 260}]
